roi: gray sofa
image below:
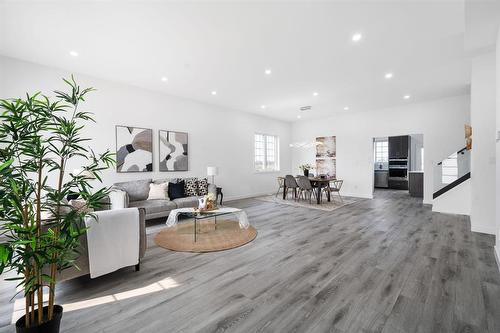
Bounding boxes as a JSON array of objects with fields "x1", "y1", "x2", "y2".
[{"x1": 109, "y1": 178, "x2": 217, "y2": 220}]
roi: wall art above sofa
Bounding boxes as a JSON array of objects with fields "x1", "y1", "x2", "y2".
[
  {"x1": 159, "y1": 130, "x2": 189, "y2": 171},
  {"x1": 116, "y1": 125, "x2": 153, "y2": 173}
]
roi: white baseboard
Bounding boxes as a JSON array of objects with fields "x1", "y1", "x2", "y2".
[
  {"x1": 224, "y1": 192, "x2": 274, "y2": 202},
  {"x1": 224, "y1": 191, "x2": 372, "y2": 202},
  {"x1": 495, "y1": 246, "x2": 500, "y2": 272}
]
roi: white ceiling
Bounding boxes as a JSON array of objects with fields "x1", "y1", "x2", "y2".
[{"x1": 0, "y1": 1, "x2": 471, "y2": 122}]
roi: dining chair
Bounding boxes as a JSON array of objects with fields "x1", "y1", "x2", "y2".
[
  {"x1": 324, "y1": 180, "x2": 344, "y2": 203},
  {"x1": 296, "y1": 175, "x2": 316, "y2": 204},
  {"x1": 284, "y1": 175, "x2": 299, "y2": 200},
  {"x1": 275, "y1": 177, "x2": 285, "y2": 197}
]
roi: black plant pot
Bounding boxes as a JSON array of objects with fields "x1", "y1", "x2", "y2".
[
  {"x1": 303, "y1": 169, "x2": 309, "y2": 177},
  {"x1": 15, "y1": 305, "x2": 63, "y2": 333}
]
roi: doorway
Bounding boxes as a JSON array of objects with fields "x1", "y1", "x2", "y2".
[{"x1": 372, "y1": 134, "x2": 424, "y2": 199}]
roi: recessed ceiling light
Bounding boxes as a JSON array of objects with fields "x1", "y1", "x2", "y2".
[
  {"x1": 352, "y1": 33, "x2": 362, "y2": 42},
  {"x1": 313, "y1": 92, "x2": 319, "y2": 96},
  {"x1": 343, "y1": 106, "x2": 349, "y2": 111},
  {"x1": 264, "y1": 68, "x2": 272, "y2": 75},
  {"x1": 297, "y1": 115, "x2": 302, "y2": 119},
  {"x1": 384, "y1": 73, "x2": 393, "y2": 79},
  {"x1": 211, "y1": 91, "x2": 217, "y2": 95},
  {"x1": 69, "y1": 50, "x2": 79, "y2": 57},
  {"x1": 261, "y1": 105, "x2": 266, "y2": 109},
  {"x1": 161, "y1": 77, "x2": 168, "y2": 82},
  {"x1": 403, "y1": 95, "x2": 411, "y2": 99}
]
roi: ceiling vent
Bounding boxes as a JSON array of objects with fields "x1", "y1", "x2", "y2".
[{"x1": 300, "y1": 106, "x2": 312, "y2": 112}]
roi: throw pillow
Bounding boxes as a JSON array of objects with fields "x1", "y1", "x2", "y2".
[
  {"x1": 147, "y1": 182, "x2": 169, "y2": 200},
  {"x1": 197, "y1": 178, "x2": 209, "y2": 196},
  {"x1": 168, "y1": 180, "x2": 185, "y2": 200},
  {"x1": 184, "y1": 178, "x2": 198, "y2": 197},
  {"x1": 69, "y1": 199, "x2": 94, "y2": 214}
]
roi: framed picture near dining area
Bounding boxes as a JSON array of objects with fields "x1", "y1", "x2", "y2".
[
  {"x1": 316, "y1": 136, "x2": 336, "y2": 158},
  {"x1": 316, "y1": 136, "x2": 336, "y2": 177},
  {"x1": 316, "y1": 158, "x2": 336, "y2": 178}
]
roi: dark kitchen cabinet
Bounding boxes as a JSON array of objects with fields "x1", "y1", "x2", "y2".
[
  {"x1": 389, "y1": 135, "x2": 409, "y2": 159},
  {"x1": 388, "y1": 179, "x2": 409, "y2": 190}
]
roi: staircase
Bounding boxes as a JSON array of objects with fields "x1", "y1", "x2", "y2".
[
  {"x1": 433, "y1": 147, "x2": 471, "y2": 199},
  {"x1": 432, "y1": 147, "x2": 471, "y2": 215}
]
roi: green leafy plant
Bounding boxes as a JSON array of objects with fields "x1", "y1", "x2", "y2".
[{"x1": 0, "y1": 77, "x2": 114, "y2": 328}]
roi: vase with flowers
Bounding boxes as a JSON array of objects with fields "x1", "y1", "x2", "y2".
[
  {"x1": 197, "y1": 193, "x2": 217, "y2": 212},
  {"x1": 299, "y1": 164, "x2": 314, "y2": 177}
]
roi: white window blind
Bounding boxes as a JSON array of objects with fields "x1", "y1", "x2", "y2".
[
  {"x1": 375, "y1": 140, "x2": 388, "y2": 163},
  {"x1": 255, "y1": 133, "x2": 279, "y2": 172}
]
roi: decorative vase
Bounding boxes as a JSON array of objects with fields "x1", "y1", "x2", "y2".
[
  {"x1": 15, "y1": 305, "x2": 63, "y2": 333},
  {"x1": 303, "y1": 169, "x2": 309, "y2": 177}
]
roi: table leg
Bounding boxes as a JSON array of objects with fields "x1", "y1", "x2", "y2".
[
  {"x1": 317, "y1": 186, "x2": 321, "y2": 204},
  {"x1": 283, "y1": 185, "x2": 287, "y2": 200},
  {"x1": 194, "y1": 218, "x2": 197, "y2": 242},
  {"x1": 220, "y1": 191, "x2": 223, "y2": 205},
  {"x1": 215, "y1": 215, "x2": 217, "y2": 230},
  {"x1": 327, "y1": 187, "x2": 331, "y2": 202}
]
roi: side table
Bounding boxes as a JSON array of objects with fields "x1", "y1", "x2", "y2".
[{"x1": 216, "y1": 187, "x2": 223, "y2": 205}]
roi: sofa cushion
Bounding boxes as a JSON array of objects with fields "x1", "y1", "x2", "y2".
[
  {"x1": 114, "y1": 179, "x2": 152, "y2": 202},
  {"x1": 197, "y1": 178, "x2": 209, "y2": 196},
  {"x1": 147, "y1": 182, "x2": 169, "y2": 200},
  {"x1": 129, "y1": 199, "x2": 177, "y2": 215},
  {"x1": 184, "y1": 177, "x2": 198, "y2": 196},
  {"x1": 173, "y1": 196, "x2": 199, "y2": 209},
  {"x1": 154, "y1": 178, "x2": 178, "y2": 184},
  {"x1": 168, "y1": 180, "x2": 185, "y2": 200}
]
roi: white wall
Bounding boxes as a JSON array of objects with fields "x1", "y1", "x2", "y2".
[
  {"x1": 432, "y1": 180, "x2": 471, "y2": 216},
  {"x1": 291, "y1": 95, "x2": 470, "y2": 204},
  {"x1": 0, "y1": 56, "x2": 292, "y2": 200},
  {"x1": 410, "y1": 134, "x2": 424, "y2": 171},
  {"x1": 470, "y1": 52, "x2": 497, "y2": 235},
  {"x1": 496, "y1": 28, "x2": 500, "y2": 257}
]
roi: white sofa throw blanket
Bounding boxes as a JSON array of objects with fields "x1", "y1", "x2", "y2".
[
  {"x1": 85, "y1": 208, "x2": 140, "y2": 278},
  {"x1": 166, "y1": 207, "x2": 249, "y2": 229}
]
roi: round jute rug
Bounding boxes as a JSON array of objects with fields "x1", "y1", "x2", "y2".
[{"x1": 154, "y1": 219, "x2": 257, "y2": 253}]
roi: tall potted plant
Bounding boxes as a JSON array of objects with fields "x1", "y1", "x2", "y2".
[{"x1": 0, "y1": 77, "x2": 114, "y2": 333}]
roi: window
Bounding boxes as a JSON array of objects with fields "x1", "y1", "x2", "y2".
[
  {"x1": 255, "y1": 133, "x2": 279, "y2": 172},
  {"x1": 374, "y1": 140, "x2": 388, "y2": 163}
]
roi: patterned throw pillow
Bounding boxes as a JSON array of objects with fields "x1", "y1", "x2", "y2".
[
  {"x1": 184, "y1": 178, "x2": 198, "y2": 197},
  {"x1": 197, "y1": 178, "x2": 209, "y2": 196}
]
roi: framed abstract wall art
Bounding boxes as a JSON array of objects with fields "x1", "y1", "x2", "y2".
[
  {"x1": 159, "y1": 130, "x2": 188, "y2": 171},
  {"x1": 316, "y1": 136, "x2": 336, "y2": 158},
  {"x1": 316, "y1": 136, "x2": 336, "y2": 177},
  {"x1": 116, "y1": 126, "x2": 153, "y2": 172}
]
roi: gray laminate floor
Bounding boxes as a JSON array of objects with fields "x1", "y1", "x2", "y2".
[{"x1": 1, "y1": 189, "x2": 500, "y2": 332}]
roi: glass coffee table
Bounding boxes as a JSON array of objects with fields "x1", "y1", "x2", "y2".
[{"x1": 179, "y1": 210, "x2": 235, "y2": 242}]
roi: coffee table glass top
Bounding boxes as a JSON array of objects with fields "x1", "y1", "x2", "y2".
[{"x1": 179, "y1": 209, "x2": 234, "y2": 220}]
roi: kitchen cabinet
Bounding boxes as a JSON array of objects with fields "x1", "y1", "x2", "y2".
[
  {"x1": 409, "y1": 172, "x2": 424, "y2": 197},
  {"x1": 389, "y1": 135, "x2": 409, "y2": 159},
  {"x1": 374, "y1": 171, "x2": 389, "y2": 188},
  {"x1": 388, "y1": 178, "x2": 409, "y2": 190}
]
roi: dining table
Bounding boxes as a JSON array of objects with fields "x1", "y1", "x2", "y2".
[{"x1": 282, "y1": 176, "x2": 336, "y2": 204}]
